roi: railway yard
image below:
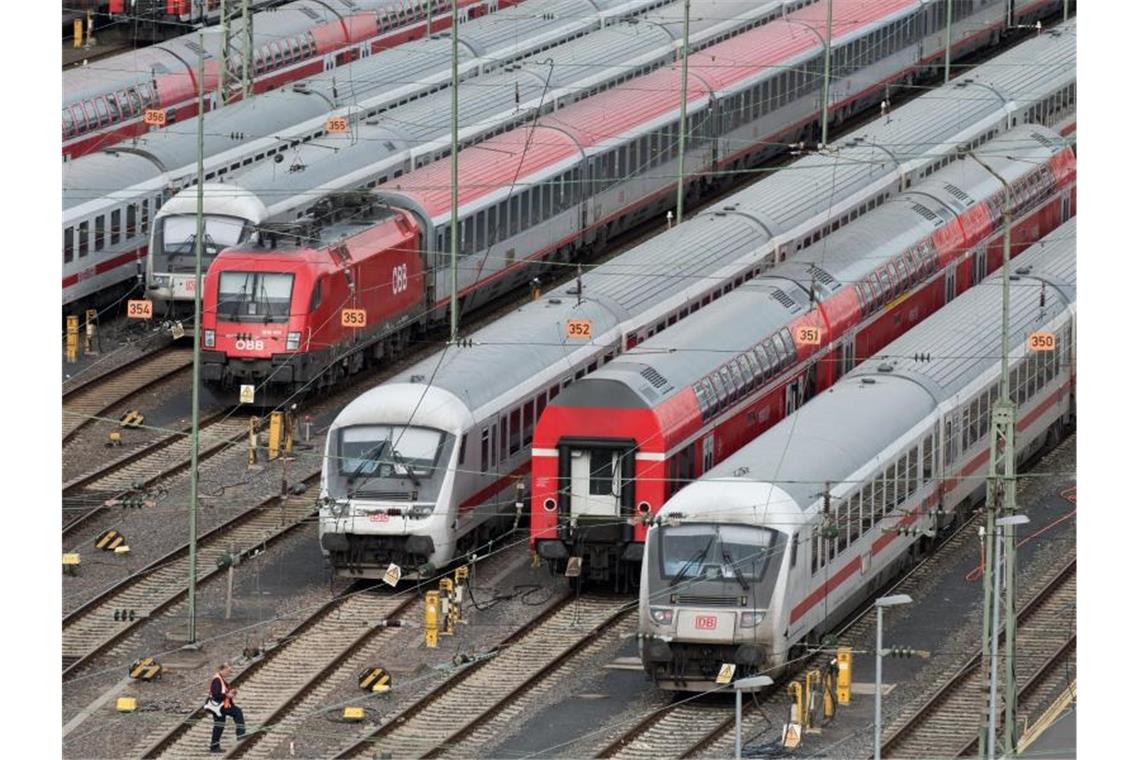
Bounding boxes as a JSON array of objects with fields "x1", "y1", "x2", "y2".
[{"x1": 51, "y1": 0, "x2": 1092, "y2": 757}]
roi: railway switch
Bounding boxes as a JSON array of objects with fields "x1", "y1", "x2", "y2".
[
  {"x1": 358, "y1": 667, "x2": 391, "y2": 693},
  {"x1": 95, "y1": 529, "x2": 126, "y2": 552},
  {"x1": 425, "y1": 591, "x2": 440, "y2": 648},
  {"x1": 129, "y1": 657, "x2": 162, "y2": 681},
  {"x1": 836, "y1": 646, "x2": 853, "y2": 705},
  {"x1": 62, "y1": 553, "x2": 80, "y2": 575}
]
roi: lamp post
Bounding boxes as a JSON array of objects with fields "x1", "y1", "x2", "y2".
[
  {"x1": 733, "y1": 675, "x2": 774, "y2": 759},
  {"x1": 874, "y1": 594, "x2": 913, "y2": 760},
  {"x1": 187, "y1": 24, "x2": 219, "y2": 649},
  {"x1": 782, "y1": 5, "x2": 832, "y2": 148},
  {"x1": 675, "y1": 0, "x2": 690, "y2": 224},
  {"x1": 968, "y1": 151, "x2": 1019, "y2": 758}
]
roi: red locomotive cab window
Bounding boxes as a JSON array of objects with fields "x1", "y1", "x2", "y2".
[
  {"x1": 707, "y1": 372, "x2": 727, "y2": 412},
  {"x1": 309, "y1": 277, "x2": 323, "y2": 311},
  {"x1": 867, "y1": 274, "x2": 882, "y2": 306}
]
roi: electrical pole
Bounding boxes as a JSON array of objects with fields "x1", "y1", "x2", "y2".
[
  {"x1": 449, "y1": 0, "x2": 460, "y2": 343},
  {"x1": 241, "y1": 0, "x2": 253, "y2": 100},
  {"x1": 674, "y1": 0, "x2": 690, "y2": 225},
  {"x1": 944, "y1": 0, "x2": 953, "y2": 84},
  {"x1": 822, "y1": 0, "x2": 832, "y2": 146},
  {"x1": 187, "y1": 27, "x2": 209, "y2": 649},
  {"x1": 1064, "y1": 0, "x2": 1069, "y2": 21},
  {"x1": 969, "y1": 152, "x2": 1019, "y2": 758},
  {"x1": 217, "y1": 0, "x2": 228, "y2": 106}
]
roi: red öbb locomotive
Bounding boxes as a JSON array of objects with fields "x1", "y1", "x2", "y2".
[{"x1": 200, "y1": 201, "x2": 424, "y2": 398}]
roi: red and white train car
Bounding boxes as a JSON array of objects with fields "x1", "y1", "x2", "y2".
[
  {"x1": 530, "y1": 125, "x2": 1075, "y2": 585},
  {"x1": 64, "y1": 0, "x2": 513, "y2": 159}
]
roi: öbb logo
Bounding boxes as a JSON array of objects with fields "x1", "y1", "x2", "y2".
[{"x1": 234, "y1": 338, "x2": 265, "y2": 351}]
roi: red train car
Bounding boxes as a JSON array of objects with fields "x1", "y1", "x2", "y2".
[
  {"x1": 530, "y1": 132, "x2": 1076, "y2": 586},
  {"x1": 200, "y1": 204, "x2": 424, "y2": 398}
]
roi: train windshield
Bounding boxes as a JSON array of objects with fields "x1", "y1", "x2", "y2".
[
  {"x1": 154, "y1": 214, "x2": 250, "y2": 273},
  {"x1": 217, "y1": 272, "x2": 294, "y2": 323},
  {"x1": 338, "y1": 425, "x2": 446, "y2": 482},
  {"x1": 659, "y1": 524, "x2": 783, "y2": 586}
]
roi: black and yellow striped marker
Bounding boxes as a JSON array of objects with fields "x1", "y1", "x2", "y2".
[
  {"x1": 95, "y1": 529, "x2": 125, "y2": 551},
  {"x1": 358, "y1": 667, "x2": 391, "y2": 693}
]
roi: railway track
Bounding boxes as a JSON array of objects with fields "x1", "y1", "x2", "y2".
[
  {"x1": 335, "y1": 594, "x2": 632, "y2": 759},
  {"x1": 62, "y1": 347, "x2": 191, "y2": 443},
  {"x1": 138, "y1": 587, "x2": 416, "y2": 759},
  {"x1": 879, "y1": 559, "x2": 1076, "y2": 759},
  {"x1": 61, "y1": 481, "x2": 318, "y2": 679}
]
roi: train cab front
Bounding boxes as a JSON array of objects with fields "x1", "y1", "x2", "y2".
[
  {"x1": 200, "y1": 250, "x2": 322, "y2": 402},
  {"x1": 530, "y1": 375, "x2": 663, "y2": 587},
  {"x1": 318, "y1": 385, "x2": 467, "y2": 580},
  {"x1": 147, "y1": 184, "x2": 266, "y2": 317},
  {"x1": 638, "y1": 517, "x2": 788, "y2": 691}
]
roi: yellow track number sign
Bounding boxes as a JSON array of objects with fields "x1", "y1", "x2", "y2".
[
  {"x1": 566, "y1": 320, "x2": 592, "y2": 339},
  {"x1": 127, "y1": 300, "x2": 153, "y2": 320},
  {"x1": 1028, "y1": 331, "x2": 1055, "y2": 352},
  {"x1": 144, "y1": 109, "x2": 166, "y2": 126},
  {"x1": 341, "y1": 309, "x2": 367, "y2": 328},
  {"x1": 794, "y1": 325, "x2": 821, "y2": 346},
  {"x1": 327, "y1": 116, "x2": 349, "y2": 133}
]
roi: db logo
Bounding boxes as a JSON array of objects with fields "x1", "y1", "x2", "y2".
[
  {"x1": 392, "y1": 263, "x2": 409, "y2": 294},
  {"x1": 695, "y1": 615, "x2": 718, "y2": 631},
  {"x1": 234, "y1": 338, "x2": 265, "y2": 351},
  {"x1": 368, "y1": 512, "x2": 390, "y2": 523}
]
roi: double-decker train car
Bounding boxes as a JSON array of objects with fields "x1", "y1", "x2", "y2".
[
  {"x1": 64, "y1": 0, "x2": 516, "y2": 160},
  {"x1": 200, "y1": 5, "x2": 1074, "y2": 394},
  {"x1": 530, "y1": 124, "x2": 1075, "y2": 586},
  {"x1": 62, "y1": 0, "x2": 665, "y2": 311},
  {"x1": 147, "y1": 0, "x2": 812, "y2": 317},
  {"x1": 313, "y1": 23, "x2": 1074, "y2": 580},
  {"x1": 637, "y1": 217, "x2": 1076, "y2": 690}
]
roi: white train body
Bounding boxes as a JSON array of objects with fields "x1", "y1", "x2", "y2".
[{"x1": 638, "y1": 219, "x2": 1077, "y2": 690}]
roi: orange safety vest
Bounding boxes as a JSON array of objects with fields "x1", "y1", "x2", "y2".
[{"x1": 211, "y1": 673, "x2": 233, "y2": 709}]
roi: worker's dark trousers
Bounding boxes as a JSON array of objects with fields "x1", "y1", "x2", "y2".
[{"x1": 210, "y1": 705, "x2": 246, "y2": 751}]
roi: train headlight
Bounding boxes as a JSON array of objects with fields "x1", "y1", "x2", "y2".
[
  {"x1": 286, "y1": 331, "x2": 301, "y2": 350},
  {"x1": 204, "y1": 329, "x2": 215, "y2": 348},
  {"x1": 328, "y1": 499, "x2": 350, "y2": 518},
  {"x1": 410, "y1": 503, "x2": 435, "y2": 519},
  {"x1": 649, "y1": 607, "x2": 674, "y2": 625},
  {"x1": 150, "y1": 275, "x2": 170, "y2": 289},
  {"x1": 739, "y1": 611, "x2": 765, "y2": 628}
]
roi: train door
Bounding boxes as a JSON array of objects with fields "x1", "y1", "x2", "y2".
[
  {"x1": 970, "y1": 246, "x2": 986, "y2": 286},
  {"x1": 323, "y1": 54, "x2": 336, "y2": 72},
  {"x1": 944, "y1": 267, "x2": 957, "y2": 304},
  {"x1": 569, "y1": 447, "x2": 621, "y2": 517},
  {"x1": 785, "y1": 374, "x2": 807, "y2": 417},
  {"x1": 838, "y1": 336, "x2": 856, "y2": 380}
]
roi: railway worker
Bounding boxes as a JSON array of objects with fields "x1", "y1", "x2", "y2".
[{"x1": 207, "y1": 662, "x2": 246, "y2": 753}]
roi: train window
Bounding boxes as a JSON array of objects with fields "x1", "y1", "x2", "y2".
[
  {"x1": 536, "y1": 391, "x2": 548, "y2": 419},
  {"x1": 110, "y1": 209, "x2": 121, "y2": 245},
  {"x1": 520, "y1": 192, "x2": 530, "y2": 232},
  {"x1": 760, "y1": 339, "x2": 778, "y2": 377},
  {"x1": 861, "y1": 483, "x2": 873, "y2": 533},
  {"x1": 777, "y1": 329, "x2": 796, "y2": 366},
  {"x1": 64, "y1": 110, "x2": 75, "y2": 138},
  {"x1": 549, "y1": 384, "x2": 560, "y2": 401},
  {"x1": 458, "y1": 434, "x2": 466, "y2": 467},
  {"x1": 480, "y1": 428, "x2": 489, "y2": 472},
  {"x1": 873, "y1": 473, "x2": 886, "y2": 521},
  {"x1": 64, "y1": 227, "x2": 74, "y2": 264},
  {"x1": 542, "y1": 184, "x2": 552, "y2": 220},
  {"x1": 522, "y1": 400, "x2": 535, "y2": 447},
  {"x1": 708, "y1": 372, "x2": 727, "y2": 411},
  {"x1": 884, "y1": 464, "x2": 896, "y2": 512},
  {"x1": 720, "y1": 367, "x2": 737, "y2": 404},
  {"x1": 694, "y1": 381, "x2": 714, "y2": 419},
  {"x1": 125, "y1": 204, "x2": 136, "y2": 237},
  {"x1": 509, "y1": 195, "x2": 520, "y2": 237},
  {"x1": 78, "y1": 221, "x2": 89, "y2": 258},
  {"x1": 462, "y1": 215, "x2": 474, "y2": 254},
  {"x1": 500, "y1": 416, "x2": 508, "y2": 461},
  {"x1": 94, "y1": 98, "x2": 110, "y2": 126}
]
